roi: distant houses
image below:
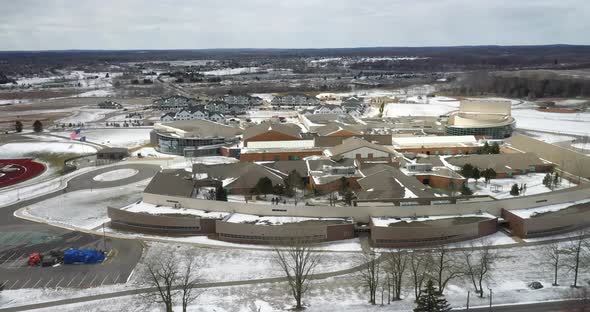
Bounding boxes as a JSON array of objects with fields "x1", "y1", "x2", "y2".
[
  {"x1": 160, "y1": 105, "x2": 227, "y2": 123},
  {"x1": 271, "y1": 94, "x2": 320, "y2": 108}
]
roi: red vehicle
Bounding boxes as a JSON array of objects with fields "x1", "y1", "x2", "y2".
[{"x1": 28, "y1": 253, "x2": 42, "y2": 266}]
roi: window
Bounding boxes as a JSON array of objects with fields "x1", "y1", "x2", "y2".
[{"x1": 288, "y1": 155, "x2": 301, "y2": 161}]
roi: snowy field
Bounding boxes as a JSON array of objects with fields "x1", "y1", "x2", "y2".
[
  {"x1": 57, "y1": 108, "x2": 117, "y2": 124},
  {"x1": 202, "y1": 67, "x2": 261, "y2": 76},
  {"x1": 92, "y1": 168, "x2": 138, "y2": 182},
  {"x1": 0, "y1": 142, "x2": 97, "y2": 158},
  {"x1": 52, "y1": 128, "x2": 152, "y2": 148},
  {"x1": 131, "y1": 147, "x2": 177, "y2": 158},
  {"x1": 467, "y1": 173, "x2": 575, "y2": 199},
  {"x1": 571, "y1": 142, "x2": 590, "y2": 151},
  {"x1": 520, "y1": 131, "x2": 576, "y2": 143},
  {"x1": 19, "y1": 178, "x2": 150, "y2": 230},
  {"x1": 512, "y1": 108, "x2": 590, "y2": 136}
]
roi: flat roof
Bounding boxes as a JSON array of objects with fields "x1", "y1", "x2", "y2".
[
  {"x1": 392, "y1": 135, "x2": 479, "y2": 148},
  {"x1": 225, "y1": 213, "x2": 351, "y2": 226},
  {"x1": 371, "y1": 213, "x2": 496, "y2": 227}
]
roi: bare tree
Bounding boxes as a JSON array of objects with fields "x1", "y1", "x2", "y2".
[
  {"x1": 462, "y1": 241, "x2": 497, "y2": 298},
  {"x1": 432, "y1": 245, "x2": 464, "y2": 293},
  {"x1": 141, "y1": 251, "x2": 203, "y2": 312},
  {"x1": 357, "y1": 249, "x2": 381, "y2": 305},
  {"x1": 384, "y1": 250, "x2": 409, "y2": 301},
  {"x1": 409, "y1": 251, "x2": 432, "y2": 301},
  {"x1": 541, "y1": 242, "x2": 564, "y2": 286},
  {"x1": 564, "y1": 231, "x2": 588, "y2": 288},
  {"x1": 179, "y1": 252, "x2": 203, "y2": 312},
  {"x1": 143, "y1": 255, "x2": 179, "y2": 312},
  {"x1": 274, "y1": 240, "x2": 321, "y2": 310}
]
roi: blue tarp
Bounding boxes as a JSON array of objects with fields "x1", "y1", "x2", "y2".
[{"x1": 63, "y1": 249, "x2": 105, "y2": 264}]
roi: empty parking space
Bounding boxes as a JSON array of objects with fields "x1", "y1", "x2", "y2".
[{"x1": 1, "y1": 268, "x2": 130, "y2": 290}]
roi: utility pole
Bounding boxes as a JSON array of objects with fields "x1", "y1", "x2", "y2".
[
  {"x1": 489, "y1": 288, "x2": 493, "y2": 312},
  {"x1": 102, "y1": 223, "x2": 107, "y2": 251}
]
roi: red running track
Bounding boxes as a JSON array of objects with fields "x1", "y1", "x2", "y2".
[{"x1": 0, "y1": 159, "x2": 46, "y2": 188}]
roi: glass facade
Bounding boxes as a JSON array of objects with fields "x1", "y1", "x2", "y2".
[
  {"x1": 445, "y1": 123, "x2": 515, "y2": 139},
  {"x1": 156, "y1": 133, "x2": 237, "y2": 156}
]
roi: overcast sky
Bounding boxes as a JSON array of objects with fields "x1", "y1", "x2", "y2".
[{"x1": 0, "y1": 0, "x2": 588, "y2": 51}]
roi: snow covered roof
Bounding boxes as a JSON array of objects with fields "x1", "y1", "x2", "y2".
[
  {"x1": 225, "y1": 213, "x2": 351, "y2": 226},
  {"x1": 371, "y1": 213, "x2": 496, "y2": 227}
]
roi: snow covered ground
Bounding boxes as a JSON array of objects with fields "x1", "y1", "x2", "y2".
[
  {"x1": 0, "y1": 142, "x2": 97, "y2": 158},
  {"x1": 520, "y1": 131, "x2": 576, "y2": 143},
  {"x1": 468, "y1": 173, "x2": 575, "y2": 199},
  {"x1": 512, "y1": 108, "x2": 590, "y2": 136},
  {"x1": 57, "y1": 108, "x2": 118, "y2": 124},
  {"x1": 201, "y1": 67, "x2": 260, "y2": 76},
  {"x1": 52, "y1": 128, "x2": 152, "y2": 148},
  {"x1": 92, "y1": 168, "x2": 138, "y2": 182},
  {"x1": 131, "y1": 147, "x2": 176, "y2": 158},
  {"x1": 571, "y1": 142, "x2": 590, "y2": 151},
  {"x1": 19, "y1": 178, "x2": 150, "y2": 230}
]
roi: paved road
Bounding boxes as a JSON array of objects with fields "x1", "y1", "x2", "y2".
[
  {"x1": 0, "y1": 163, "x2": 160, "y2": 290},
  {"x1": 468, "y1": 299, "x2": 590, "y2": 312}
]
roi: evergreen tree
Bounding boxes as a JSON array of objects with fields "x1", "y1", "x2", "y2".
[
  {"x1": 472, "y1": 168, "x2": 481, "y2": 183},
  {"x1": 543, "y1": 173, "x2": 552, "y2": 187},
  {"x1": 461, "y1": 185, "x2": 473, "y2": 196},
  {"x1": 254, "y1": 177, "x2": 274, "y2": 198},
  {"x1": 215, "y1": 185, "x2": 227, "y2": 201},
  {"x1": 510, "y1": 183, "x2": 520, "y2": 196},
  {"x1": 490, "y1": 142, "x2": 500, "y2": 154},
  {"x1": 414, "y1": 280, "x2": 452, "y2": 312},
  {"x1": 461, "y1": 163, "x2": 474, "y2": 179},
  {"x1": 553, "y1": 172, "x2": 560, "y2": 187},
  {"x1": 14, "y1": 120, "x2": 23, "y2": 133},
  {"x1": 33, "y1": 120, "x2": 43, "y2": 133}
]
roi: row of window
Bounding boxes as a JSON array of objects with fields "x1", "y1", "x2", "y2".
[
  {"x1": 113, "y1": 221, "x2": 201, "y2": 231},
  {"x1": 219, "y1": 233, "x2": 325, "y2": 241},
  {"x1": 375, "y1": 234, "x2": 458, "y2": 244}
]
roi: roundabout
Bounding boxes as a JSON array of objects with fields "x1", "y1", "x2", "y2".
[{"x1": 92, "y1": 168, "x2": 139, "y2": 182}]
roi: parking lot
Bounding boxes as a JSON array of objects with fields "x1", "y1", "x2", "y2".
[{"x1": 0, "y1": 234, "x2": 142, "y2": 290}]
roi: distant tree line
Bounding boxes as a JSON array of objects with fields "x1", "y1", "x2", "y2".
[{"x1": 448, "y1": 72, "x2": 590, "y2": 99}]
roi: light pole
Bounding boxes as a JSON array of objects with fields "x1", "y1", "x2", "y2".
[
  {"x1": 466, "y1": 290, "x2": 470, "y2": 310},
  {"x1": 488, "y1": 288, "x2": 493, "y2": 312}
]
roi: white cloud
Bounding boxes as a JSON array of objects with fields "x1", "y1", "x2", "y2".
[{"x1": 0, "y1": 0, "x2": 588, "y2": 50}]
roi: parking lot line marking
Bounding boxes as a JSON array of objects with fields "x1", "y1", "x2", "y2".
[
  {"x1": 7, "y1": 279, "x2": 19, "y2": 289},
  {"x1": 88, "y1": 274, "x2": 99, "y2": 286},
  {"x1": 1, "y1": 252, "x2": 17, "y2": 264},
  {"x1": 66, "y1": 273, "x2": 80, "y2": 288},
  {"x1": 100, "y1": 273, "x2": 110, "y2": 286},
  {"x1": 44, "y1": 278, "x2": 53, "y2": 288},
  {"x1": 32, "y1": 278, "x2": 42, "y2": 288},
  {"x1": 55, "y1": 276, "x2": 65, "y2": 288},
  {"x1": 114, "y1": 273, "x2": 121, "y2": 283},
  {"x1": 77, "y1": 274, "x2": 88, "y2": 287},
  {"x1": 8, "y1": 255, "x2": 25, "y2": 268},
  {"x1": 21, "y1": 278, "x2": 32, "y2": 288}
]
